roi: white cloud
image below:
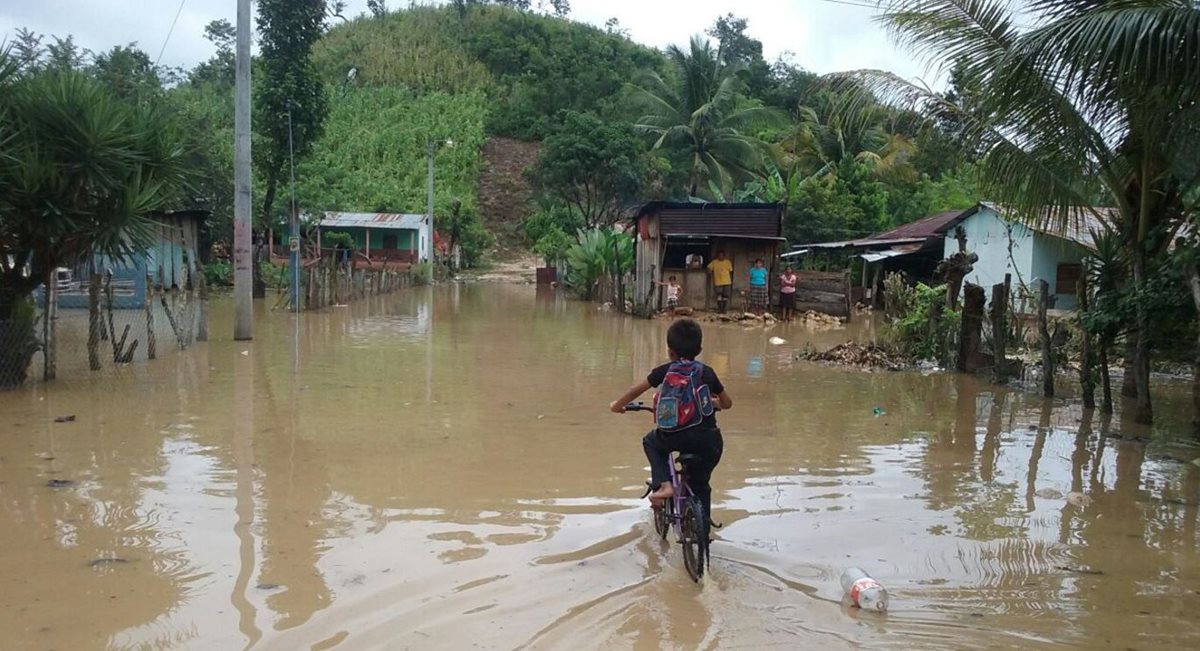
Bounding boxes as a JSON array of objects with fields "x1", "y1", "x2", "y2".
[{"x1": 1, "y1": 0, "x2": 941, "y2": 84}]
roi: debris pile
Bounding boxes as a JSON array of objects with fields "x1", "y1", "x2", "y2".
[{"x1": 798, "y1": 341, "x2": 911, "y2": 370}]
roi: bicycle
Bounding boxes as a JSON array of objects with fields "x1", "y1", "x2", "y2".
[{"x1": 624, "y1": 402, "x2": 710, "y2": 582}]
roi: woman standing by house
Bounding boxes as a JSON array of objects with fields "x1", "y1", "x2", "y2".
[
  {"x1": 779, "y1": 265, "x2": 798, "y2": 321},
  {"x1": 748, "y1": 258, "x2": 769, "y2": 315}
]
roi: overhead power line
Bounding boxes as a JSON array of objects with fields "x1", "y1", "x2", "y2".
[{"x1": 156, "y1": 0, "x2": 188, "y2": 66}]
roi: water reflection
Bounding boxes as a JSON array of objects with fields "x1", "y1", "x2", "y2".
[{"x1": 0, "y1": 285, "x2": 1196, "y2": 650}]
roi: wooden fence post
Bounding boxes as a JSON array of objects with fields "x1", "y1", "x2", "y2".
[
  {"x1": 990, "y1": 278, "x2": 1008, "y2": 383},
  {"x1": 145, "y1": 275, "x2": 157, "y2": 359},
  {"x1": 196, "y1": 268, "x2": 209, "y2": 342},
  {"x1": 1038, "y1": 279, "x2": 1054, "y2": 397},
  {"x1": 958, "y1": 283, "x2": 985, "y2": 372}
]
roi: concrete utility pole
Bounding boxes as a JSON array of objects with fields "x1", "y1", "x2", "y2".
[{"x1": 233, "y1": 0, "x2": 253, "y2": 340}]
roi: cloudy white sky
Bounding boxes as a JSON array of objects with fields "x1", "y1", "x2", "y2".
[{"x1": 0, "y1": 0, "x2": 938, "y2": 83}]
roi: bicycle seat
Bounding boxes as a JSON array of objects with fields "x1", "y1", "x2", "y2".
[{"x1": 677, "y1": 453, "x2": 701, "y2": 467}]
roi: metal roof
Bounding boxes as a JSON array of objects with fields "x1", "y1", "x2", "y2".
[
  {"x1": 318, "y1": 212, "x2": 426, "y2": 230},
  {"x1": 871, "y1": 209, "x2": 974, "y2": 241}
]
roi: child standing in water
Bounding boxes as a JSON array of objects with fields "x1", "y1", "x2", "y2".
[
  {"x1": 779, "y1": 265, "x2": 798, "y2": 321},
  {"x1": 654, "y1": 275, "x2": 682, "y2": 316},
  {"x1": 609, "y1": 319, "x2": 732, "y2": 519}
]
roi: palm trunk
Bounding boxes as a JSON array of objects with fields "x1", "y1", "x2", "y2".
[
  {"x1": 1121, "y1": 339, "x2": 1138, "y2": 398},
  {"x1": 1187, "y1": 265, "x2": 1200, "y2": 439},
  {"x1": 1131, "y1": 246, "x2": 1153, "y2": 424},
  {"x1": 1077, "y1": 273, "x2": 1095, "y2": 409},
  {"x1": 1099, "y1": 336, "x2": 1114, "y2": 414}
]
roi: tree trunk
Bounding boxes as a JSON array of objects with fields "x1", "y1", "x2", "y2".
[
  {"x1": 255, "y1": 173, "x2": 279, "y2": 300},
  {"x1": 1187, "y1": 265, "x2": 1200, "y2": 438},
  {"x1": 1038, "y1": 279, "x2": 1053, "y2": 398},
  {"x1": 1130, "y1": 247, "x2": 1153, "y2": 424},
  {"x1": 1121, "y1": 339, "x2": 1138, "y2": 398},
  {"x1": 43, "y1": 267, "x2": 56, "y2": 381},
  {"x1": 1098, "y1": 338, "x2": 1113, "y2": 414},
  {"x1": 1077, "y1": 272, "x2": 1095, "y2": 410},
  {"x1": 88, "y1": 273, "x2": 102, "y2": 371}
]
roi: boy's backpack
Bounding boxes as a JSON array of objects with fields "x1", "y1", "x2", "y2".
[{"x1": 653, "y1": 360, "x2": 714, "y2": 432}]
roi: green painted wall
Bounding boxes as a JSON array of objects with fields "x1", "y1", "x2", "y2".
[{"x1": 322, "y1": 227, "x2": 416, "y2": 251}]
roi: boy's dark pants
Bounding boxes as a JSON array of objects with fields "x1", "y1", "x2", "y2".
[{"x1": 643, "y1": 426, "x2": 724, "y2": 519}]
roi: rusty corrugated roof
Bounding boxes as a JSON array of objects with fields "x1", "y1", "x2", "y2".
[{"x1": 319, "y1": 212, "x2": 425, "y2": 230}]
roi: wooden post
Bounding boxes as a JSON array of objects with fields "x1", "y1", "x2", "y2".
[
  {"x1": 1078, "y1": 272, "x2": 1096, "y2": 409},
  {"x1": 1038, "y1": 279, "x2": 1054, "y2": 397},
  {"x1": 145, "y1": 275, "x2": 157, "y2": 359},
  {"x1": 990, "y1": 278, "x2": 1008, "y2": 383},
  {"x1": 958, "y1": 283, "x2": 985, "y2": 372},
  {"x1": 43, "y1": 268, "x2": 57, "y2": 381},
  {"x1": 87, "y1": 273, "x2": 101, "y2": 371},
  {"x1": 843, "y1": 270, "x2": 852, "y2": 322},
  {"x1": 196, "y1": 266, "x2": 209, "y2": 342}
]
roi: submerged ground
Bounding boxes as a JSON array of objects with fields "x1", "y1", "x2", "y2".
[{"x1": 1, "y1": 284, "x2": 1197, "y2": 650}]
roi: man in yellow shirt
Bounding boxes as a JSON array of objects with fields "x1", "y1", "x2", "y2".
[{"x1": 707, "y1": 250, "x2": 733, "y2": 313}]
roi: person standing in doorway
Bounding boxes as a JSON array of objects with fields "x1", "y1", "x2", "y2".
[
  {"x1": 707, "y1": 250, "x2": 733, "y2": 313},
  {"x1": 779, "y1": 265, "x2": 798, "y2": 321},
  {"x1": 748, "y1": 258, "x2": 769, "y2": 315}
]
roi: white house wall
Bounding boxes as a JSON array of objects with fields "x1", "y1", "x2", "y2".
[
  {"x1": 944, "y1": 206, "x2": 1035, "y2": 298},
  {"x1": 1031, "y1": 233, "x2": 1086, "y2": 309}
]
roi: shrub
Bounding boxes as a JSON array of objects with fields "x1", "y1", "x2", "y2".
[
  {"x1": 203, "y1": 260, "x2": 234, "y2": 287},
  {"x1": 411, "y1": 261, "x2": 433, "y2": 285},
  {"x1": 882, "y1": 282, "x2": 959, "y2": 365}
]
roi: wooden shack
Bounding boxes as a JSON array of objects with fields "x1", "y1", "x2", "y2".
[{"x1": 632, "y1": 202, "x2": 785, "y2": 313}]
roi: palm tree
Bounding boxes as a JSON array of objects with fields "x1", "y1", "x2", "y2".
[
  {"x1": 837, "y1": 0, "x2": 1200, "y2": 424},
  {"x1": 629, "y1": 35, "x2": 779, "y2": 199},
  {"x1": 784, "y1": 102, "x2": 918, "y2": 185},
  {"x1": 0, "y1": 50, "x2": 190, "y2": 385}
]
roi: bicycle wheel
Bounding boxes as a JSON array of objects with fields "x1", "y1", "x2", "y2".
[
  {"x1": 680, "y1": 498, "x2": 706, "y2": 582},
  {"x1": 654, "y1": 496, "x2": 672, "y2": 540}
]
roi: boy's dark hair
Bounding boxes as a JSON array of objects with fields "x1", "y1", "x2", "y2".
[{"x1": 667, "y1": 318, "x2": 703, "y2": 359}]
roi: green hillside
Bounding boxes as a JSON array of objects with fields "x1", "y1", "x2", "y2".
[{"x1": 296, "y1": 5, "x2": 666, "y2": 261}]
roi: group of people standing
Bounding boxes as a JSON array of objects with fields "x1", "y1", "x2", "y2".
[{"x1": 702, "y1": 251, "x2": 800, "y2": 320}]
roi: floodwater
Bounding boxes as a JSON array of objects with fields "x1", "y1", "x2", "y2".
[{"x1": 1, "y1": 284, "x2": 1198, "y2": 651}]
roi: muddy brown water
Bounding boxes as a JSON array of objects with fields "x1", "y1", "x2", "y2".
[{"x1": 1, "y1": 284, "x2": 1198, "y2": 650}]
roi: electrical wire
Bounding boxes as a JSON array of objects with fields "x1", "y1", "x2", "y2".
[{"x1": 155, "y1": 0, "x2": 188, "y2": 66}]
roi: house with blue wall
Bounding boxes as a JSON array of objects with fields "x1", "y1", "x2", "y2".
[
  {"x1": 47, "y1": 210, "x2": 205, "y2": 309},
  {"x1": 944, "y1": 203, "x2": 1110, "y2": 310}
]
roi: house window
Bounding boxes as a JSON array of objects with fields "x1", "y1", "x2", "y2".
[{"x1": 1056, "y1": 263, "x2": 1082, "y2": 294}]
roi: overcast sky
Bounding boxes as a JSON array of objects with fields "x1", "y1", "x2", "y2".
[{"x1": 0, "y1": 0, "x2": 937, "y2": 84}]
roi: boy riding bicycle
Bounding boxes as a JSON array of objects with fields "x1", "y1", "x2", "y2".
[{"x1": 609, "y1": 319, "x2": 732, "y2": 521}]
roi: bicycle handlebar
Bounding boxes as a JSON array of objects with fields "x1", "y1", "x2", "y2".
[{"x1": 624, "y1": 402, "x2": 653, "y2": 412}]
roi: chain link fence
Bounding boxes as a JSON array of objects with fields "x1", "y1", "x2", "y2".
[{"x1": 0, "y1": 271, "x2": 207, "y2": 388}]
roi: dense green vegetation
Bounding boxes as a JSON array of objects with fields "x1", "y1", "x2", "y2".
[
  {"x1": 853, "y1": 0, "x2": 1199, "y2": 426},
  {"x1": 8, "y1": 0, "x2": 1197, "y2": 432}
]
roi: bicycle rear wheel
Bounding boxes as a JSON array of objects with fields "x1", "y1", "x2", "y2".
[
  {"x1": 654, "y1": 496, "x2": 672, "y2": 540},
  {"x1": 680, "y1": 498, "x2": 706, "y2": 582}
]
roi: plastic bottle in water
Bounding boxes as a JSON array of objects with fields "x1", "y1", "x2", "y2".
[{"x1": 840, "y1": 567, "x2": 889, "y2": 612}]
